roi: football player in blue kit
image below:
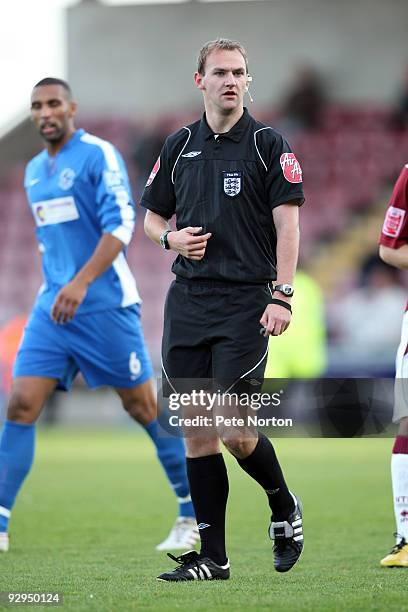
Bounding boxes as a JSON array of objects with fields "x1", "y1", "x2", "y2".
[{"x1": 0, "y1": 78, "x2": 198, "y2": 554}]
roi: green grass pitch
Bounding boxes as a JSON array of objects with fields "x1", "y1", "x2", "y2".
[{"x1": 0, "y1": 430, "x2": 406, "y2": 611}]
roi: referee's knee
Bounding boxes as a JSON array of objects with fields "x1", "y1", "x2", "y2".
[{"x1": 221, "y1": 436, "x2": 255, "y2": 459}]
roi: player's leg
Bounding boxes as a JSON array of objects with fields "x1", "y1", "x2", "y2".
[
  {"x1": 213, "y1": 284, "x2": 303, "y2": 572},
  {"x1": 0, "y1": 307, "x2": 75, "y2": 551},
  {"x1": 380, "y1": 418, "x2": 408, "y2": 567},
  {"x1": 157, "y1": 281, "x2": 230, "y2": 581},
  {"x1": 66, "y1": 304, "x2": 196, "y2": 549},
  {"x1": 381, "y1": 314, "x2": 408, "y2": 567},
  {"x1": 115, "y1": 379, "x2": 198, "y2": 550},
  {"x1": 0, "y1": 376, "x2": 57, "y2": 551}
]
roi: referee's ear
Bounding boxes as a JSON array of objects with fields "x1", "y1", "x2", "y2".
[{"x1": 194, "y1": 72, "x2": 205, "y2": 91}]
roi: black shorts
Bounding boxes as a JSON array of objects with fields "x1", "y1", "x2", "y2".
[{"x1": 162, "y1": 278, "x2": 270, "y2": 393}]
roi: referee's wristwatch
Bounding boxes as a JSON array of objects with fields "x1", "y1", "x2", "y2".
[
  {"x1": 273, "y1": 283, "x2": 294, "y2": 297},
  {"x1": 159, "y1": 230, "x2": 172, "y2": 250}
]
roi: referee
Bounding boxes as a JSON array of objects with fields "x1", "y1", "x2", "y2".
[{"x1": 142, "y1": 38, "x2": 305, "y2": 581}]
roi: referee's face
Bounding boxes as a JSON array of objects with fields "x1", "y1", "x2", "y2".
[{"x1": 195, "y1": 49, "x2": 247, "y2": 115}]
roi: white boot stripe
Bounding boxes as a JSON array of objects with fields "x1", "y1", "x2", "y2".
[
  {"x1": 294, "y1": 527, "x2": 303, "y2": 534},
  {"x1": 201, "y1": 564, "x2": 212, "y2": 579},
  {"x1": 294, "y1": 535, "x2": 304, "y2": 541},
  {"x1": 292, "y1": 519, "x2": 302, "y2": 527},
  {"x1": 0, "y1": 506, "x2": 10, "y2": 519},
  {"x1": 198, "y1": 568, "x2": 205, "y2": 580},
  {"x1": 188, "y1": 568, "x2": 198, "y2": 579}
]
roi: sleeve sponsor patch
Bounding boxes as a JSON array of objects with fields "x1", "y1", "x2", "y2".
[
  {"x1": 280, "y1": 153, "x2": 302, "y2": 183},
  {"x1": 382, "y1": 206, "x2": 406, "y2": 238},
  {"x1": 146, "y1": 157, "x2": 160, "y2": 187},
  {"x1": 104, "y1": 169, "x2": 125, "y2": 193}
]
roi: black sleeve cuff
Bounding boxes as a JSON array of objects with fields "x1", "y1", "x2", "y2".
[
  {"x1": 270, "y1": 192, "x2": 305, "y2": 209},
  {"x1": 140, "y1": 197, "x2": 174, "y2": 220}
]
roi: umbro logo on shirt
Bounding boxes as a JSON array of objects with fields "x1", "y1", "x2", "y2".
[
  {"x1": 197, "y1": 523, "x2": 211, "y2": 530},
  {"x1": 182, "y1": 151, "x2": 201, "y2": 158}
]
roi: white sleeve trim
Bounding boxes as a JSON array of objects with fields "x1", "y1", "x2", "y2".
[
  {"x1": 81, "y1": 132, "x2": 135, "y2": 242},
  {"x1": 111, "y1": 225, "x2": 133, "y2": 246},
  {"x1": 80, "y1": 132, "x2": 120, "y2": 171},
  {"x1": 254, "y1": 127, "x2": 272, "y2": 171},
  {"x1": 171, "y1": 127, "x2": 191, "y2": 184}
]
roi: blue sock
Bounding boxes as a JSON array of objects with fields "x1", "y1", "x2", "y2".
[
  {"x1": 144, "y1": 419, "x2": 195, "y2": 518},
  {"x1": 0, "y1": 421, "x2": 36, "y2": 532}
]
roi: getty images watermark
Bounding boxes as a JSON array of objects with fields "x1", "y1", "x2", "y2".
[
  {"x1": 167, "y1": 390, "x2": 293, "y2": 429},
  {"x1": 157, "y1": 378, "x2": 398, "y2": 438}
]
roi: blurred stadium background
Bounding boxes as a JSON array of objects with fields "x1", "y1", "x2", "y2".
[{"x1": 1, "y1": 0, "x2": 408, "y2": 421}]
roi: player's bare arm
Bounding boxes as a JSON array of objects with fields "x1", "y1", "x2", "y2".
[
  {"x1": 260, "y1": 203, "x2": 299, "y2": 336},
  {"x1": 379, "y1": 244, "x2": 408, "y2": 269},
  {"x1": 144, "y1": 210, "x2": 212, "y2": 260},
  {"x1": 51, "y1": 233, "x2": 125, "y2": 324}
]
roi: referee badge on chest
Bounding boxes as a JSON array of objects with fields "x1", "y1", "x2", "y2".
[{"x1": 223, "y1": 171, "x2": 242, "y2": 197}]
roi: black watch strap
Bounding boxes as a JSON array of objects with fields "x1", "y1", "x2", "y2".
[
  {"x1": 270, "y1": 298, "x2": 292, "y2": 313},
  {"x1": 160, "y1": 230, "x2": 171, "y2": 250}
]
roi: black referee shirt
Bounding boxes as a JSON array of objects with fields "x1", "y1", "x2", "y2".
[{"x1": 140, "y1": 108, "x2": 304, "y2": 284}]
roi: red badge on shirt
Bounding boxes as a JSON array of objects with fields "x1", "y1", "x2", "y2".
[
  {"x1": 382, "y1": 206, "x2": 406, "y2": 238},
  {"x1": 146, "y1": 157, "x2": 160, "y2": 187},
  {"x1": 280, "y1": 153, "x2": 302, "y2": 183}
]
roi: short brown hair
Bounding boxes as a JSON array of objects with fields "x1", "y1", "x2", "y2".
[{"x1": 197, "y1": 38, "x2": 248, "y2": 75}]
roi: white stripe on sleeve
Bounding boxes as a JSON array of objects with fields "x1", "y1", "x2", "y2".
[{"x1": 81, "y1": 133, "x2": 135, "y2": 245}]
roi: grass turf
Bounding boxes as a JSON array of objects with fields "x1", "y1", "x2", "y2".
[{"x1": 0, "y1": 431, "x2": 405, "y2": 611}]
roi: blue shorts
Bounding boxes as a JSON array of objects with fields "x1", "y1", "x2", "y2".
[{"x1": 13, "y1": 305, "x2": 153, "y2": 391}]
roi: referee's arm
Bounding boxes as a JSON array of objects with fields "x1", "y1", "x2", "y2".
[
  {"x1": 260, "y1": 203, "x2": 299, "y2": 336},
  {"x1": 273, "y1": 203, "x2": 300, "y2": 288},
  {"x1": 144, "y1": 210, "x2": 171, "y2": 246},
  {"x1": 144, "y1": 211, "x2": 212, "y2": 260}
]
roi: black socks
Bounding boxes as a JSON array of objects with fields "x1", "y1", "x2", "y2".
[
  {"x1": 186, "y1": 435, "x2": 293, "y2": 566},
  {"x1": 186, "y1": 453, "x2": 229, "y2": 566},
  {"x1": 236, "y1": 433, "x2": 294, "y2": 520}
]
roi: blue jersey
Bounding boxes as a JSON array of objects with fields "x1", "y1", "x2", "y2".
[{"x1": 24, "y1": 129, "x2": 141, "y2": 315}]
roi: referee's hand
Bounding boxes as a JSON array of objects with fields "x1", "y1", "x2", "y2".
[
  {"x1": 167, "y1": 226, "x2": 212, "y2": 260},
  {"x1": 260, "y1": 303, "x2": 291, "y2": 336}
]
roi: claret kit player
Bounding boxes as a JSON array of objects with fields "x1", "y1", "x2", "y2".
[
  {"x1": 379, "y1": 163, "x2": 408, "y2": 568},
  {"x1": 0, "y1": 78, "x2": 198, "y2": 554},
  {"x1": 142, "y1": 39, "x2": 305, "y2": 581}
]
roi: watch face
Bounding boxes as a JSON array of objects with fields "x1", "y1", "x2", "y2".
[{"x1": 275, "y1": 284, "x2": 294, "y2": 296}]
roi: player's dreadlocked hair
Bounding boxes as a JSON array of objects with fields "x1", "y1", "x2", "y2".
[
  {"x1": 197, "y1": 38, "x2": 249, "y2": 75},
  {"x1": 33, "y1": 77, "x2": 72, "y2": 98}
]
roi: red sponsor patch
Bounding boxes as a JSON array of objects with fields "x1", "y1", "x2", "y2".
[
  {"x1": 146, "y1": 156, "x2": 160, "y2": 187},
  {"x1": 382, "y1": 206, "x2": 406, "y2": 238},
  {"x1": 280, "y1": 153, "x2": 302, "y2": 183}
]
